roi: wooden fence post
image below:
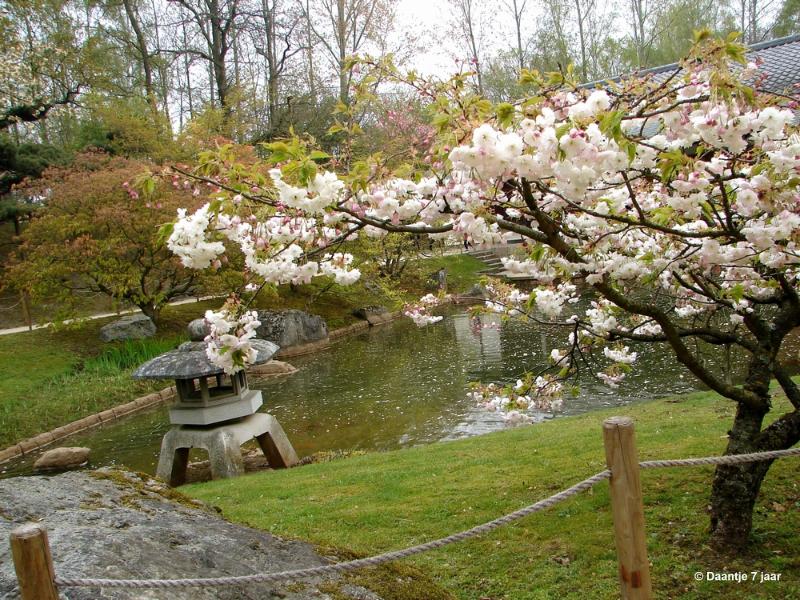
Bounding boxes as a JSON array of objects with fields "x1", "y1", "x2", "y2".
[
  {"x1": 10, "y1": 523, "x2": 59, "y2": 600},
  {"x1": 20, "y1": 291, "x2": 32, "y2": 331},
  {"x1": 602, "y1": 416, "x2": 653, "y2": 600}
]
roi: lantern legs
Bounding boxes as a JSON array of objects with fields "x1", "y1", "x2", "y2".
[{"x1": 156, "y1": 413, "x2": 299, "y2": 486}]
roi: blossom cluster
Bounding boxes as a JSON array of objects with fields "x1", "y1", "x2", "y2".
[
  {"x1": 168, "y1": 194, "x2": 361, "y2": 287},
  {"x1": 204, "y1": 305, "x2": 261, "y2": 374},
  {"x1": 470, "y1": 374, "x2": 565, "y2": 425},
  {"x1": 403, "y1": 293, "x2": 445, "y2": 327}
]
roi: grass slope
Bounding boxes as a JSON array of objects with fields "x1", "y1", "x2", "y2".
[{"x1": 185, "y1": 391, "x2": 799, "y2": 600}]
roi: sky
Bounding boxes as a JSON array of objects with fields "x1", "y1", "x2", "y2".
[
  {"x1": 392, "y1": 0, "x2": 521, "y2": 78},
  {"x1": 394, "y1": 0, "x2": 457, "y2": 76}
]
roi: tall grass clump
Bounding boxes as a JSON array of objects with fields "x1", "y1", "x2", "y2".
[{"x1": 79, "y1": 336, "x2": 184, "y2": 375}]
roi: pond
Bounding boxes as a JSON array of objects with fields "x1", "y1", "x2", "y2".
[{"x1": 2, "y1": 308, "x2": 737, "y2": 478}]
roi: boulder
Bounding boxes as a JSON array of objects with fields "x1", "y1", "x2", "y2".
[
  {"x1": 466, "y1": 284, "x2": 488, "y2": 298},
  {"x1": 255, "y1": 310, "x2": 328, "y2": 348},
  {"x1": 248, "y1": 360, "x2": 298, "y2": 379},
  {"x1": 33, "y1": 447, "x2": 90, "y2": 472},
  {"x1": 353, "y1": 306, "x2": 393, "y2": 326},
  {"x1": 0, "y1": 470, "x2": 393, "y2": 599},
  {"x1": 99, "y1": 314, "x2": 156, "y2": 342},
  {"x1": 187, "y1": 317, "x2": 210, "y2": 341}
]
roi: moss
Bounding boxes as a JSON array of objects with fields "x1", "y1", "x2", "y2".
[
  {"x1": 344, "y1": 563, "x2": 456, "y2": 600},
  {"x1": 315, "y1": 546, "x2": 455, "y2": 600},
  {"x1": 297, "y1": 449, "x2": 369, "y2": 466},
  {"x1": 79, "y1": 499, "x2": 112, "y2": 511},
  {"x1": 316, "y1": 581, "x2": 350, "y2": 600},
  {"x1": 88, "y1": 468, "x2": 211, "y2": 512}
]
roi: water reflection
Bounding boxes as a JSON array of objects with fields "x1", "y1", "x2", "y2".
[{"x1": 3, "y1": 309, "x2": 720, "y2": 477}]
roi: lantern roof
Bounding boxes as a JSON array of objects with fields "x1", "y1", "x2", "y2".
[{"x1": 132, "y1": 339, "x2": 279, "y2": 380}]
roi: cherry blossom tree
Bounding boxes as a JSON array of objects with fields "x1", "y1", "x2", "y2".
[{"x1": 145, "y1": 35, "x2": 799, "y2": 551}]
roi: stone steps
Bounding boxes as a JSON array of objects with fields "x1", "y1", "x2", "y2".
[{"x1": 468, "y1": 249, "x2": 505, "y2": 275}]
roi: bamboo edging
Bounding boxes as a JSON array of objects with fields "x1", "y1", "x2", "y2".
[{"x1": 0, "y1": 386, "x2": 176, "y2": 465}]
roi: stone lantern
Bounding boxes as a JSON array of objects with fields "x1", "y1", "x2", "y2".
[{"x1": 133, "y1": 321, "x2": 298, "y2": 485}]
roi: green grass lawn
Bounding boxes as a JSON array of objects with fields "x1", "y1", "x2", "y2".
[
  {"x1": 0, "y1": 254, "x2": 484, "y2": 448},
  {"x1": 184, "y1": 391, "x2": 799, "y2": 600}
]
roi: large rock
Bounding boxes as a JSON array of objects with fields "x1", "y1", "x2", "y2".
[
  {"x1": 248, "y1": 360, "x2": 298, "y2": 379},
  {"x1": 33, "y1": 447, "x2": 90, "y2": 472},
  {"x1": 466, "y1": 284, "x2": 488, "y2": 298},
  {"x1": 429, "y1": 268, "x2": 447, "y2": 290},
  {"x1": 99, "y1": 314, "x2": 156, "y2": 342},
  {"x1": 0, "y1": 470, "x2": 388, "y2": 599},
  {"x1": 353, "y1": 306, "x2": 393, "y2": 326},
  {"x1": 255, "y1": 310, "x2": 328, "y2": 348},
  {"x1": 187, "y1": 317, "x2": 210, "y2": 341}
]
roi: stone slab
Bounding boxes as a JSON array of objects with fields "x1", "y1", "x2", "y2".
[
  {"x1": 247, "y1": 360, "x2": 298, "y2": 379},
  {"x1": 0, "y1": 470, "x2": 389, "y2": 599}
]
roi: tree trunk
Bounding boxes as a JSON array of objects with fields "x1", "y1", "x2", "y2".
[
  {"x1": 139, "y1": 303, "x2": 160, "y2": 327},
  {"x1": 337, "y1": 0, "x2": 348, "y2": 105},
  {"x1": 121, "y1": 0, "x2": 159, "y2": 118},
  {"x1": 708, "y1": 401, "x2": 770, "y2": 551}
]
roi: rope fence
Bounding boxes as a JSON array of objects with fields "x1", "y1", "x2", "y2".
[{"x1": 9, "y1": 417, "x2": 800, "y2": 600}]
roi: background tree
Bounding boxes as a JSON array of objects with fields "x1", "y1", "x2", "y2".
[
  {"x1": 0, "y1": 0, "x2": 97, "y2": 133},
  {"x1": 504, "y1": 0, "x2": 529, "y2": 75},
  {"x1": 448, "y1": 0, "x2": 489, "y2": 95},
  {"x1": 6, "y1": 152, "x2": 214, "y2": 325},
  {"x1": 300, "y1": 0, "x2": 394, "y2": 106},
  {"x1": 772, "y1": 0, "x2": 800, "y2": 36},
  {"x1": 170, "y1": 0, "x2": 241, "y2": 113}
]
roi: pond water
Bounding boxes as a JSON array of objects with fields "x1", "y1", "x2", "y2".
[{"x1": 2, "y1": 308, "x2": 738, "y2": 478}]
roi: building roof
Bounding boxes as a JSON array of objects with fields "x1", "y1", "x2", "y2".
[{"x1": 583, "y1": 34, "x2": 800, "y2": 97}]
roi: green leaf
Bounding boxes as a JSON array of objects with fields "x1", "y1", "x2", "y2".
[
  {"x1": 519, "y1": 69, "x2": 542, "y2": 86},
  {"x1": 264, "y1": 141, "x2": 290, "y2": 163},
  {"x1": 298, "y1": 160, "x2": 318, "y2": 186},
  {"x1": 546, "y1": 71, "x2": 564, "y2": 86},
  {"x1": 309, "y1": 150, "x2": 331, "y2": 162},
  {"x1": 138, "y1": 175, "x2": 156, "y2": 199},
  {"x1": 599, "y1": 110, "x2": 625, "y2": 139},
  {"x1": 729, "y1": 284, "x2": 745, "y2": 303},
  {"x1": 432, "y1": 112, "x2": 452, "y2": 132},
  {"x1": 156, "y1": 222, "x2": 174, "y2": 245},
  {"x1": 327, "y1": 123, "x2": 345, "y2": 135},
  {"x1": 623, "y1": 141, "x2": 637, "y2": 163},
  {"x1": 495, "y1": 102, "x2": 516, "y2": 127},
  {"x1": 474, "y1": 99, "x2": 493, "y2": 118},
  {"x1": 725, "y1": 42, "x2": 747, "y2": 65}
]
